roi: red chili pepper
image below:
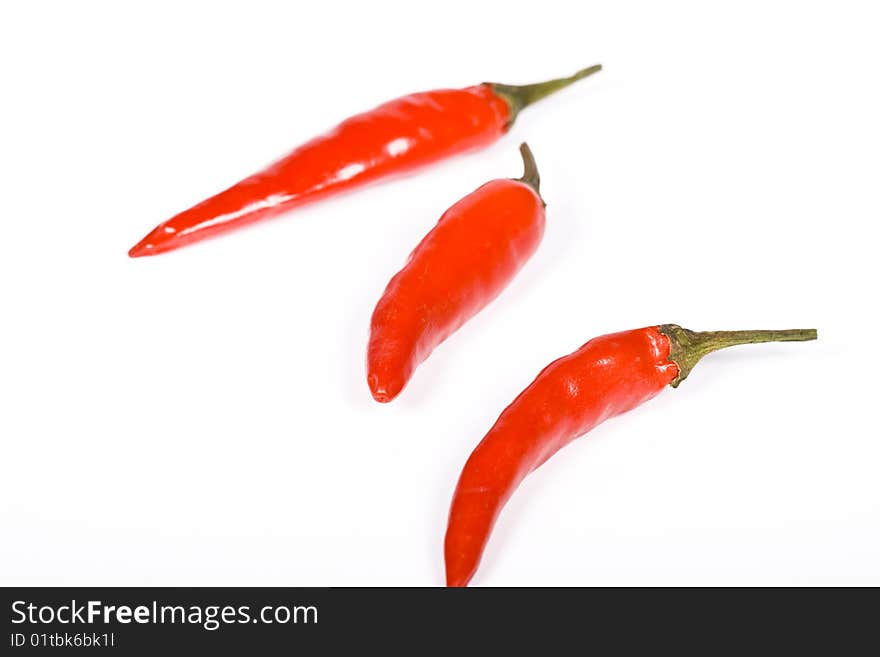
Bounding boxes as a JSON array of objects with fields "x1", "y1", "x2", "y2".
[
  {"x1": 444, "y1": 324, "x2": 817, "y2": 586},
  {"x1": 367, "y1": 143, "x2": 545, "y2": 403},
  {"x1": 128, "y1": 65, "x2": 601, "y2": 258}
]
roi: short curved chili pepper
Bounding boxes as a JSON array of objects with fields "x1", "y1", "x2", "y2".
[
  {"x1": 444, "y1": 324, "x2": 817, "y2": 586},
  {"x1": 128, "y1": 64, "x2": 601, "y2": 257},
  {"x1": 367, "y1": 143, "x2": 545, "y2": 403}
]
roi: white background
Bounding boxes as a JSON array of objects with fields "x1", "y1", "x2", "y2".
[{"x1": 1, "y1": 1, "x2": 878, "y2": 586}]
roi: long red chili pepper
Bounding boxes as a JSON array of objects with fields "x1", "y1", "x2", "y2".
[
  {"x1": 128, "y1": 64, "x2": 600, "y2": 258},
  {"x1": 367, "y1": 143, "x2": 545, "y2": 403},
  {"x1": 444, "y1": 324, "x2": 817, "y2": 586}
]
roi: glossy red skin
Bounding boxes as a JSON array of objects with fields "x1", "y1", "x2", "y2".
[
  {"x1": 129, "y1": 86, "x2": 510, "y2": 257},
  {"x1": 367, "y1": 179, "x2": 545, "y2": 403},
  {"x1": 444, "y1": 327, "x2": 680, "y2": 587}
]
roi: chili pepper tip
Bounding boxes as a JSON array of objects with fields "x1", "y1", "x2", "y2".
[
  {"x1": 128, "y1": 242, "x2": 150, "y2": 258},
  {"x1": 367, "y1": 373, "x2": 399, "y2": 403},
  {"x1": 128, "y1": 232, "x2": 159, "y2": 257},
  {"x1": 129, "y1": 224, "x2": 179, "y2": 257},
  {"x1": 446, "y1": 574, "x2": 469, "y2": 588}
]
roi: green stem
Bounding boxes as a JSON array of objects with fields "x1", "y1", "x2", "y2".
[
  {"x1": 516, "y1": 142, "x2": 541, "y2": 197},
  {"x1": 659, "y1": 324, "x2": 818, "y2": 387},
  {"x1": 488, "y1": 64, "x2": 602, "y2": 127}
]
